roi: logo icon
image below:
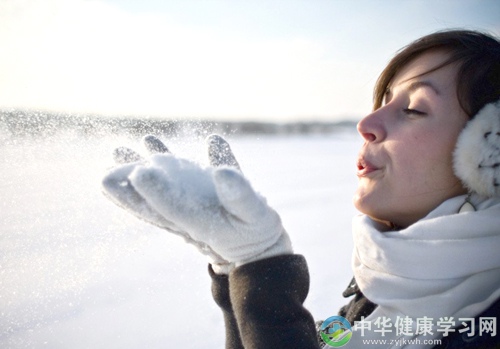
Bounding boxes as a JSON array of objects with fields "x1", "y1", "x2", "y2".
[{"x1": 319, "y1": 315, "x2": 352, "y2": 347}]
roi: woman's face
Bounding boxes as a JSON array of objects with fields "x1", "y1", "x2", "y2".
[{"x1": 354, "y1": 51, "x2": 468, "y2": 228}]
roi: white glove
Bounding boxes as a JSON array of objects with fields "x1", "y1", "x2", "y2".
[{"x1": 102, "y1": 134, "x2": 292, "y2": 273}]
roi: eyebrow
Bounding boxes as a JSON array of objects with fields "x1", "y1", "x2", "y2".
[
  {"x1": 406, "y1": 80, "x2": 441, "y2": 95},
  {"x1": 385, "y1": 80, "x2": 441, "y2": 103}
]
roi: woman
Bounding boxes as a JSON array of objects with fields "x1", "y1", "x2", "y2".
[{"x1": 102, "y1": 29, "x2": 500, "y2": 348}]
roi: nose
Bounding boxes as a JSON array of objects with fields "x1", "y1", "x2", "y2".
[{"x1": 357, "y1": 108, "x2": 387, "y2": 143}]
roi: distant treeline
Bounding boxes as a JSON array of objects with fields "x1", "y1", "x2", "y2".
[{"x1": 0, "y1": 109, "x2": 357, "y2": 138}]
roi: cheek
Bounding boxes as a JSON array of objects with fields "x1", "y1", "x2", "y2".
[
  {"x1": 389, "y1": 138, "x2": 426, "y2": 179},
  {"x1": 393, "y1": 136, "x2": 457, "y2": 192}
]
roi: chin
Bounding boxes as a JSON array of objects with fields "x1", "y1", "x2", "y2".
[
  {"x1": 353, "y1": 195, "x2": 394, "y2": 226},
  {"x1": 353, "y1": 189, "x2": 376, "y2": 214}
]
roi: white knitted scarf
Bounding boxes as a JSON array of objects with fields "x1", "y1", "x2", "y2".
[{"x1": 347, "y1": 194, "x2": 500, "y2": 348}]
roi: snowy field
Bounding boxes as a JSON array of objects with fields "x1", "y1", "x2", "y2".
[{"x1": 0, "y1": 126, "x2": 363, "y2": 348}]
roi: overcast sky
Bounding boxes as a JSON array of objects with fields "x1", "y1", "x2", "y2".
[{"x1": 0, "y1": 0, "x2": 499, "y2": 121}]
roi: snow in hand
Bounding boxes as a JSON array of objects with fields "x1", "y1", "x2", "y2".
[{"x1": 0, "y1": 129, "x2": 361, "y2": 348}]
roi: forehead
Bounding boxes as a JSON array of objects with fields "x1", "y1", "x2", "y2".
[{"x1": 390, "y1": 51, "x2": 458, "y2": 93}]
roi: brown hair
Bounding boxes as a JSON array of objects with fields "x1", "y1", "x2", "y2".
[{"x1": 373, "y1": 29, "x2": 500, "y2": 117}]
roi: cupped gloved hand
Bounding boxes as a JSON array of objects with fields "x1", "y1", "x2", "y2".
[{"x1": 102, "y1": 134, "x2": 292, "y2": 273}]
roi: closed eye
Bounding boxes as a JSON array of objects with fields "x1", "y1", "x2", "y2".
[{"x1": 403, "y1": 108, "x2": 426, "y2": 116}]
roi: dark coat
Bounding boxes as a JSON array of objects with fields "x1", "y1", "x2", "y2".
[{"x1": 210, "y1": 254, "x2": 500, "y2": 349}]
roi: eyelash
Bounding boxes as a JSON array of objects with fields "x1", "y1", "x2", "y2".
[{"x1": 403, "y1": 108, "x2": 426, "y2": 116}]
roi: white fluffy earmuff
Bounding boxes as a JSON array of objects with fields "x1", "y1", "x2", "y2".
[{"x1": 453, "y1": 99, "x2": 500, "y2": 197}]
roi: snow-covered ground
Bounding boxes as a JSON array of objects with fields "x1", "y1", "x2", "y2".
[{"x1": 0, "y1": 127, "x2": 363, "y2": 348}]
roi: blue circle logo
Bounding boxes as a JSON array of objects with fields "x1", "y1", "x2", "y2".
[{"x1": 319, "y1": 315, "x2": 352, "y2": 347}]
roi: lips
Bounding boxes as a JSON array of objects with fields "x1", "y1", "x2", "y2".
[{"x1": 356, "y1": 156, "x2": 380, "y2": 177}]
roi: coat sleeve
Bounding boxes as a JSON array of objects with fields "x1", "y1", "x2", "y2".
[
  {"x1": 210, "y1": 254, "x2": 320, "y2": 349},
  {"x1": 210, "y1": 265, "x2": 245, "y2": 349}
]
